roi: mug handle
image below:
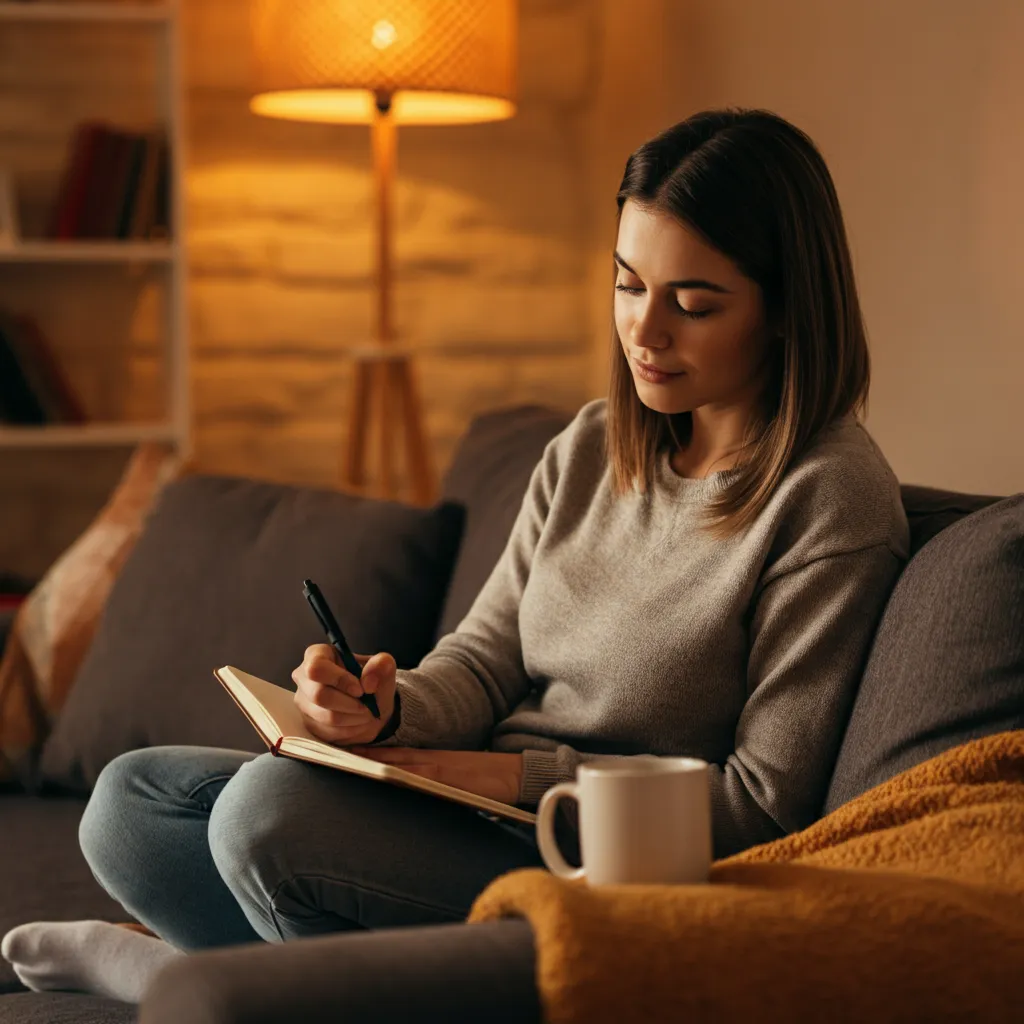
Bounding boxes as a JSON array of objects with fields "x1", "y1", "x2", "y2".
[{"x1": 536, "y1": 782, "x2": 585, "y2": 880}]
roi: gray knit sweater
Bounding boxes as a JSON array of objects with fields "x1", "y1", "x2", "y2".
[{"x1": 379, "y1": 399, "x2": 909, "y2": 857}]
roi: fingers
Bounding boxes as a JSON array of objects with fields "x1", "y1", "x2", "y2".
[
  {"x1": 293, "y1": 646, "x2": 395, "y2": 745},
  {"x1": 293, "y1": 691, "x2": 377, "y2": 745},
  {"x1": 293, "y1": 688, "x2": 363, "y2": 724},
  {"x1": 304, "y1": 643, "x2": 338, "y2": 666},
  {"x1": 360, "y1": 651, "x2": 396, "y2": 694},
  {"x1": 296, "y1": 645, "x2": 364, "y2": 701},
  {"x1": 298, "y1": 671, "x2": 363, "y2": 712}
]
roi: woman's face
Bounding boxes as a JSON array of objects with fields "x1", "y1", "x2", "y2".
[{"x1": 614, "y1": 200, "x2": 772, "y2": 418}]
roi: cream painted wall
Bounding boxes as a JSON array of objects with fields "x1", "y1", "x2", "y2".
[{"x1": 587, "y1": 0, "x2": 1024, "y2": 495}]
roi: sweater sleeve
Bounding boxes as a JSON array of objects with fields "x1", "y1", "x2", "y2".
[
  {"x1": 371, "y1": 423, "x2": 566, "y2": 752},
  {"x1": 520, "y1": 543, "x2": 904, "y2": 858}
]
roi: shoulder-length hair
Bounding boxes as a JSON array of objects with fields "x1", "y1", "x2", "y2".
[{"x1": 607, "y1": 108, "x2": 870, "y2": 537}]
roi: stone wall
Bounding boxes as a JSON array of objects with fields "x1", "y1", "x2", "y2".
[{"x1": 186, "y1": 0, "x2": 597, "y2": 487}]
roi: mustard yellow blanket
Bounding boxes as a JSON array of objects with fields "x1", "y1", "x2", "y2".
[{"x1": 468, "y1": 731, "x2": 1024, "y2": 1023}]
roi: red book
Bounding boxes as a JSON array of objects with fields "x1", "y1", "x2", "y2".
[
  {"x1": 99, "y1": 131, "x2": 139, "y2": 238},
  {"x1": 81, "y1": 129, "x2": 132, "y2": 239},
  {"x1": 129, "y1": 132, "x2": 163, "y2": 239},
  {"x1": 13, "y1": 317, "x2": 86, "y2": 423},
  {"x1": 50, "y1": 122, "x2": 104, "y2": 240},
  {"x1": 77, "y1": 127, "x2": 120, "y2": 239}
]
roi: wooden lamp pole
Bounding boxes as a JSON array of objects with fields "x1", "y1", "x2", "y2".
[{"x1": 343, "y1": 92, "x2": 436, "y2": 506}]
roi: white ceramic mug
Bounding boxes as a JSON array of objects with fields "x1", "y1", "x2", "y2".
[{"x1": 536, "y1": 757, "x2": 711, "y2": 885}]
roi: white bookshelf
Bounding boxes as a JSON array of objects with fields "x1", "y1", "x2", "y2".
[
  {"x1": 0, "y1": 3, "x2": 171, "y2": 25},
  {"x1": 0, "y1": 241, "x2": 175, "y2": 263},
  {"x1": 0, "y1": 423, "x2": 178, "y2": 448},
  {"x1": 0, "y1": 0, "x2": 190, "y2": 456}
]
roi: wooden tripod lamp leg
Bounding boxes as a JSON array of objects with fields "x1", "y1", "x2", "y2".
[
  {"x1": 344, "y1": 358, "x2": 372, "y2": 489},
  {"x1": 375, "y1": 357, "x2": 396, "y2": 500},
  {"x1": 340, "y1": 98, "x2": 436, "y2": 505},
  {"x1": 393, "y1": 356, "x2": 436, "y2": 506}
]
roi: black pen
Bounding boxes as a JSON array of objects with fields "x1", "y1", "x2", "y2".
[{"x1": 302, "y1": 579, "x2": 381, "y2": 719}]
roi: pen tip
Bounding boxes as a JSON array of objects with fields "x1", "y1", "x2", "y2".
[{"x1": 302, "y1": 578, "x2": 313, "y2": 589}]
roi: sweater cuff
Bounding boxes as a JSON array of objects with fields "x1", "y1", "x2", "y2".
[
  {"x1": 519, "y1": 748, "x2": 571, "y2": 806},
  {"x1": 372, "y1": 679, "x2": 430, "y2": 748}
]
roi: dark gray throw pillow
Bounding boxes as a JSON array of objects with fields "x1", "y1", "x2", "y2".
[
  {"x1": 823, "y1": 493, "x2": 1024, "y2": 813},
  {"x1": 37, "y1": 475, "x2": 464, "y2": 795}
]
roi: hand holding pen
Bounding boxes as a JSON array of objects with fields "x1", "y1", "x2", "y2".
[
  {"x1": 293, "y1": 579, "x2": 399, "y2": 745},
  {"x1": 302, "y1": 579, "x2": 380, "y2": 718}
]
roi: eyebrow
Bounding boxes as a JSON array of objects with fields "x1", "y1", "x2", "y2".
[{"x1": 613, "y1": 252, "x2": 732, "y2": 294}]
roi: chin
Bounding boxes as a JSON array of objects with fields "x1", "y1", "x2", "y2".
[{"x1": 632, "y1": 379, "x2": 694, "y2": 416}]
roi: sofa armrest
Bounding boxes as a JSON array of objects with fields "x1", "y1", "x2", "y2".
[{"x1": 137, "y1": 917, "x2": 540, "y2": 1024}]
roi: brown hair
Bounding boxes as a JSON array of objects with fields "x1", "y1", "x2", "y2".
[{"x1": 607, "y1": 108, "x2": 870, "y2": 537}]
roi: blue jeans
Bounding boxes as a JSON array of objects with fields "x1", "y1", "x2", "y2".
[{"x1": 77, "y1": 746, "x2": 548, "y2": 951}]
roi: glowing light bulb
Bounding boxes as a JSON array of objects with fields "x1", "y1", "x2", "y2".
[{"x1": 371, "y1": 19, "x2": 397, "y2": 50}]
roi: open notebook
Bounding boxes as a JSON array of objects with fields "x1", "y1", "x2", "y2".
[{"x1": 214, "y1": 666, "x2": 537, "y2": 825}]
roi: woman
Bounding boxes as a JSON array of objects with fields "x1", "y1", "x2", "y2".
[{"x1": 1, "y1": 108, "x2": 908, "y2": 1003}]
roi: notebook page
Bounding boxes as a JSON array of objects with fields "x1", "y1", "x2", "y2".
[{"x1": 216, "y1": 665, "x2": 388, "y2": 774}]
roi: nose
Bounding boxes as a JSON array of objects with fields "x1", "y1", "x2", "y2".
[{"x1": 630, "y1": 297, "x2": 672, "y2": 351}]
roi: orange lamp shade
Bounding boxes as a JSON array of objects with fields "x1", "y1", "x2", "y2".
[{"x1": 250, "y1": 0, "x2": 517, "y2": 126}]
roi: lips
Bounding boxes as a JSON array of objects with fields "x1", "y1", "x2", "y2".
[
  {"x1": 634, "y1": 359, "x2": 685, "y2": 384},
  {"x1": 637, "y1": 361, "x2": 682, "y2": 375}
]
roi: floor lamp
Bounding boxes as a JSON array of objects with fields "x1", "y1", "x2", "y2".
[{"x1": 249, "y1": 1, "x2": 517, "y2": 506}]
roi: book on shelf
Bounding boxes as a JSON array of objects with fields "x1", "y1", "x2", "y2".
[
  {"x1": 215, "y1": 665, "x2": 538, "y2": 826},
  {"x1": 0, "y1": 311, "x2": 86, "y2": 426},
  {"x1": 0, "y1": 168, "x2": 18, "y2": 248},
  {"x1": 116, "y1": 134, "x2": 149, "y2": 238},
  {"x1": 47, "y1": 122, "x2": 102, "y2": 240},
  {"x1": 134, "y1": 133, "x2": 167, "y2": 240},
  {"x1": 48, "y1": 122, "x2": 170, "y2": 242},
  {"x1": 0, "y1": 320, "x2": 47, "y2": 425}
]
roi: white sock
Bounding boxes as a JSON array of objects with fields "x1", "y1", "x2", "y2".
[{"x1": 0, "y1": 920, "x2": 183, "y2": 1004}]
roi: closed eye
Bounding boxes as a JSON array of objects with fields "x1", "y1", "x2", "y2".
[{"x1": 614, "y1": 283, "x2": 713, "y2": 320}]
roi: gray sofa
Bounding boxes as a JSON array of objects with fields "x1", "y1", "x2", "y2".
[{"x1": 1, "y1": 404, "x2": 1021, "y2": 1024}]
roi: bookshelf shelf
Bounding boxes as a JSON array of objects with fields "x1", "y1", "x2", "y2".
[
  {"x1": 0, "y1": 241, "x2": 175, "y2": 263},
  {"x1": 0, "y1": 423, "x2": 179, "y2": 448},
  {"x1": 0, "y1": 3, "x2": 171, "y2": 25}
]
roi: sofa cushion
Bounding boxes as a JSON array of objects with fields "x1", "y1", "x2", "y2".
[
  {"x1": 0, "y1": 993, "x2": 135, "y2": 1024},
  {"x1": 139, "y1": 917, "x2": 539, "y2": 1024},
  {"x1": 0, "y1": 443, "x2": 180, "y2": 791},
  {"x1": 823, "y1": 494, "x2": 1024, "y2": 813},
  {"x1": 899, "y1": 483, "x2": 1005, "y2": 555},
  {"x1": 0, "y1": 797, "x2": 131, "y2": 995},
  {"x1": 438, "y1": 405, "x2": 572, "y2": 638},
  {"x1": 36, "y1": 476, "x2": 464, "y2": 796}
]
